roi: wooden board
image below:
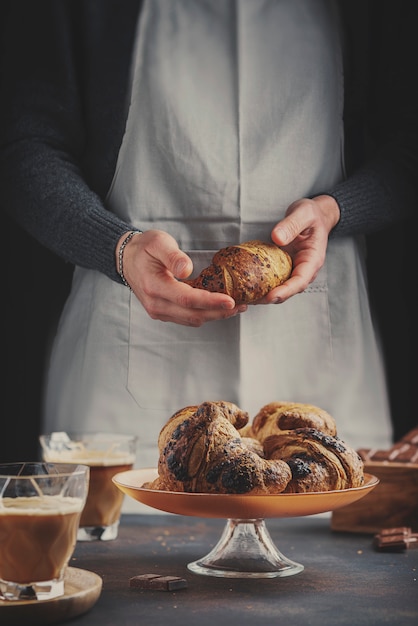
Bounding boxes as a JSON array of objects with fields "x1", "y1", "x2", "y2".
[
  {"x1": 0, "y1": 567, "x2": 102, "y2": 625},
  {"x1": 331, "y1": 462, "x2": 418, "y2": 534}
]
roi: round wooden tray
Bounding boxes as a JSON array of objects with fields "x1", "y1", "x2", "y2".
[{"x1": 0, "y1": 567, "x2": 102, "y2": 626}]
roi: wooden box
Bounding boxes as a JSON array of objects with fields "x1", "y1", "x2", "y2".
[{"x1": 331, "y1": 428, "x2": 418, "y2": 534}]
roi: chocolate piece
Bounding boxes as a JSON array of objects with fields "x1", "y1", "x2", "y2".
[
  {"x1": 358, "y1": 444, "x2": 418, "y2": 464},
  {"x1": 129, "y1": 574, "x2": 161, "y2": 589},
  {"x1": 369, "y1": 449, "x2": 393, "y2": 462},
  {"x1": 129, "y1": 574, "x2": 188, "y2": 591},
  {"x1": 386, "y1": 443, "x2": 418, "y2": 463},
  {"x1": 374, "y1": 534, "x2": 409, "y2": 551},
  {"x1": 152, "y1": 576, "x2": 188, "y2": 590},
  {"x1": 357, "y1": 427, "x2": 418, "y2": 465},
  {"x1": 373, "y1": 527, "x2": 418, "y2": 552}
]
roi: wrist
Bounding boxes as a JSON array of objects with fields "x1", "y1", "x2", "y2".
[
  {"x1": 116, "y1": 230, "x2": 143, "y2": 289},
  {"x1": 313, "y1": 194, "x2": 340, "y2": 232}
]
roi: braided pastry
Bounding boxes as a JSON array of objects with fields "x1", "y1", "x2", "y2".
[
  {"x1": 146, "y1": 401, "x2": 291, "y2": 494},
  {"x1": 183, "y1": 240, "x2": 292, "y2": 304},
  {"x1": 264, "y1": 428, "x2": 364, "y2": 492}
]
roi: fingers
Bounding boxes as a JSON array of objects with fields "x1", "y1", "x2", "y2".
[
  {"x1": 265, "y1": 198, "x2": 335, "y2": 304},
  {"x1": 272, "y1": 195, "x2": 340, "y2": 247},
  {"x1": 264, "y1": 275, "x2": 311, "y2": 304},
  {"x1": 137, "y1": 229, "x2": 194, "y2": 280},
  {"x1": 123, "y1": 230, "x2": 247, "y2": 325},
  {"x1": 142, "y1": 281, "x2": 246, "y2": 326},
  {"x1": 271, "y1": 199, "x2": 315, "y2": 247}
]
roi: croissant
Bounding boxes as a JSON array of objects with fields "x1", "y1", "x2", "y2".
[
  {"x1": 148, "y1": 401, "x2": 291, "y2": 494},
  {"x1": 157, "y1": 400, "x2": 249, "y2": 452},
  {"x1": 264, "y1": 428, "x2": 364, "y2": 492},
  {"x1": 145, "y1": 401, "x2": 247, "y2": 490},
  {"x1": 145, "y1": 401, "x2": 248, "y2": 491},
  {"x1": 251, "y1": 401, "x2": 337, "y2": 441},
  {"x1": 183, "y1": 240, "x2": 292, "y2": 304}
]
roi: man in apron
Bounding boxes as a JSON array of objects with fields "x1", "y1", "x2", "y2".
[{"x1": 43, "y1": 0, "x2": 392, "y2": 491}]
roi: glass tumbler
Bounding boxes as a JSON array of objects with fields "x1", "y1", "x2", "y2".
[
  {"x1": 0, "y1": 462, "x2": 89, "y2": 601},
  {"x1": 40, "y1": 432, "x2": 137, "y2": 541}
]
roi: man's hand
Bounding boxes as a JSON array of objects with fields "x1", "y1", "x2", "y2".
[
  {"x1": 263, "y1": 194, "x2": 340, "y2": 304},
  {"x1": 116, "y1": 229, "x2": 247, "y2": 326}
]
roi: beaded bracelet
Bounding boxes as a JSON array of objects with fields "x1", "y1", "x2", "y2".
[{"x1": 118, "y1": 230, "x2": 143, "y2": 290}]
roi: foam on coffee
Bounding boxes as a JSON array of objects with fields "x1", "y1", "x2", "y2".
[
  {"x1": 0, "y1": 495, "x2": 83, "y2": 514},
  {"x1": 42, "y1": 432, "x2": 136, "y2": 466}
]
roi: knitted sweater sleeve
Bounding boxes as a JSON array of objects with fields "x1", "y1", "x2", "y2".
[{"x1": 0, "y1": 0, "x2": 142, "y2": 284}]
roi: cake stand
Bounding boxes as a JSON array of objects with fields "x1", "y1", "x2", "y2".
[{"x1": 113, "y1": 468, "x2": 379, "y2": 579}]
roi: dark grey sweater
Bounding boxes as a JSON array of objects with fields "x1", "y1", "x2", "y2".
[{"x1": 1, "y1": 0, "x2": 417, "y2": 284}]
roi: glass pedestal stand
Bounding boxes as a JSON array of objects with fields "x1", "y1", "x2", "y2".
[
  {"x1": 113, "y1": 468, "x2": 379, "y2": 579},
  {"x1": 187, "y1": 518, "x2": 304, "y2": 578}
]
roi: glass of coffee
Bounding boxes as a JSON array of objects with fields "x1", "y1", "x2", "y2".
[
  {"x1": 0, "y1": 462, "x2": 89, "y2": 601},
  {"x1": 40, "y1": 432, "x2": 137, "y2": 541}
]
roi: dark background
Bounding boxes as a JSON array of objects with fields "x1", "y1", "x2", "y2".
[
  {"x1": 1, "y1": 1, "x2": 74, "y2": 462},
  {"x1": 3, "y1": 215, "x2": 74, "y2": 461}
]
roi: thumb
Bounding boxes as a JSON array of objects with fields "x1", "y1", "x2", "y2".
[
  {"x1": 272, "y1": 218, "x2": 297, "y2": 246},
  {"x1": 171, "y1": 251, "x2": 194, "y2": 280}
]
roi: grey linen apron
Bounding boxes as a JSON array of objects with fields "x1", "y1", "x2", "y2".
[{"x1": 44, "y1": 1, "x2": 392, "y2": 509}]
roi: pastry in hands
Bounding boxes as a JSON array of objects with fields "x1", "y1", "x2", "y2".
[
  {"x1": 147, "y1": 401, "x2": 291, "y2": 494},
  {"x1": 183, "y1": 240, "x2": 292, "y2": 304},
  {"x1": 264, "y1": 428, "x2": 364, "y2": 492},
  {"x1": 251, "y1": 401, "x2": 337, "y2": 441}
]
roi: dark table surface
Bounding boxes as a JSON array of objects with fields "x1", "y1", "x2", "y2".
[{"x1": 62, "y1": 512, "x2": 418, "y2": 626}]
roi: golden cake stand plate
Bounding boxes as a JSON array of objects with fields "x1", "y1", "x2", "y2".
[
  {"x1": 114, "y1": 468, "x2": 379, "y2": 579},
  {"x1": 0, "y1": 567, "x2": 102, "y2": 625}
]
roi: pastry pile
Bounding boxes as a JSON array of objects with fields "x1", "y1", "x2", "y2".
[{"x1": 144, "y1": 400, "x2": 365, "y2": 494}]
